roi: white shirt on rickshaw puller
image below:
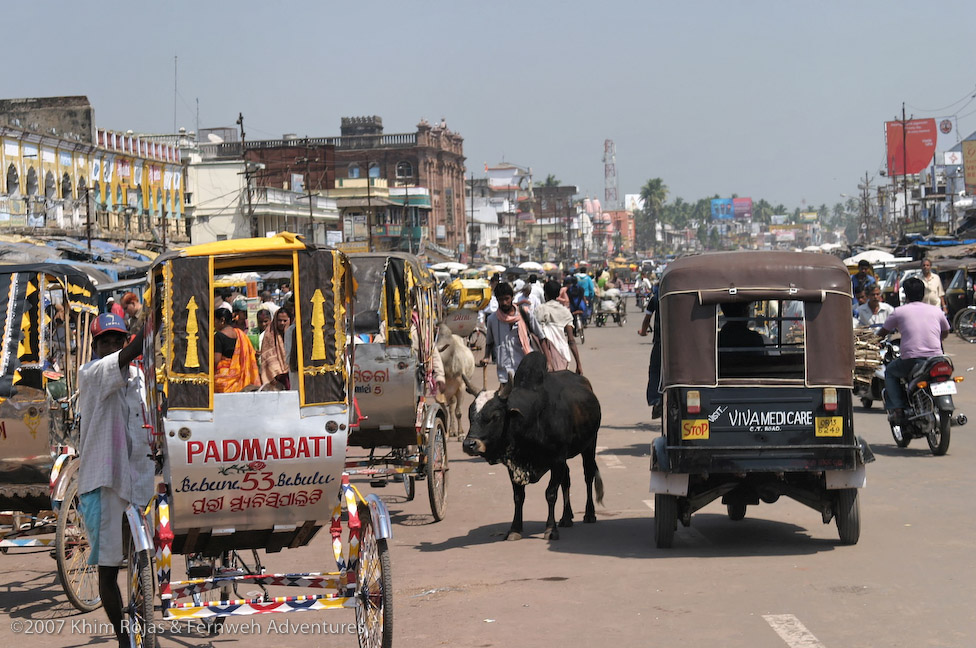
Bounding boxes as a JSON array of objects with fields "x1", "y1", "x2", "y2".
[{"x1": 77, "y1": 351, "x2": 155, "y2": 506}]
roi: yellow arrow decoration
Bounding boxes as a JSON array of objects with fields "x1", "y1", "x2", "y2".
[
  {"x1": 184, "y1": 296, "x2": 200, "y2": 368},
  {"x1": 310, "y1": 289, "x2": 327, "y2": 360}
]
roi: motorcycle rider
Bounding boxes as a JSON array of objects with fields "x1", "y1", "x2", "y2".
[{"x1": 878, "y1": 276, "x2": 950, "y2": 424}]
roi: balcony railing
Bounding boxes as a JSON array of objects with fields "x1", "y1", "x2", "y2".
[{"x1": 199, "y1": 133, "x2": 421, "y2": 159}]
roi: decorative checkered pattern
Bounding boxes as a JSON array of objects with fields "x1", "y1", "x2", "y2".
[
  {"x1": 155, "y1": 487, "x2": 174, "y2": 603},
  {"x1": 165, "y1": 594, "x2": 355, "y2": 619}
]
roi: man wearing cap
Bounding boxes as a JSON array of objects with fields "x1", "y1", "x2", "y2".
[
  {"x1": 106, "y1": 296, "x2": 124, "y2": 318},
  {"x1": 77, "y1": 313, "x2": 153, "y2": 647}
]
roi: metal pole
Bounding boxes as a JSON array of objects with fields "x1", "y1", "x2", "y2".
[
  {"x1": 85, "y1": 185, "x2": 92, "y2": 255},
  {"x1": 469, "y1": 172, "x2": 474, "y2": 263},
  {"x1": 902, "y1": 103, "x2": 910, "y2": 228}
]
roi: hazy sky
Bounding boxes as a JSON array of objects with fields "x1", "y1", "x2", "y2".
[{"x1": 8, "y1": 0, "x2": 976, "y2": 211}]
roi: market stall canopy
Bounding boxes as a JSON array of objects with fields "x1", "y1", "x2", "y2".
[
  {"x1": 518, "y1": 261, "x2": 544, "y2": 272},
  {"x1": 844, "y1": 250, "x2": 896, "y2": 266},
  {"x1": 430, "y1": 261, "x2": 469, "y2": 273}
]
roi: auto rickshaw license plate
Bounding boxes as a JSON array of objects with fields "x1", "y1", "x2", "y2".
[
  {"x1": 815, "y1": 416, "x2": 843, "y2": 437},
  {"x1": 681, "y1": 419, "x2": 709, "y2": 440}
]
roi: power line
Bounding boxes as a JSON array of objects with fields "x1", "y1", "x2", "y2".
[{"x1": 906, "y1": 85, "x2": 976, "y2": 113}]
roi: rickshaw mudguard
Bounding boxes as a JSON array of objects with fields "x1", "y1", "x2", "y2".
[
  {"x1": 365, "y1": 493, "x2": 393, "y2": 540},
  {"x1": 649, "y1": 436, "x2": 689, "y2": 496},
  {"x1": 421, "y1": 400, "x2": 445, "y2": 433},
  {"x1": 124, "y1": 503, "x2": 153, "y2": 553},
  {"x1": 49, "y1": 454, "x2": 78, "y2": 507}
]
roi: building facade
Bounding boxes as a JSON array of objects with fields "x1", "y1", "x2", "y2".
[{"x1": 0, "y1": 96, "x2": 186, "y2": 246}]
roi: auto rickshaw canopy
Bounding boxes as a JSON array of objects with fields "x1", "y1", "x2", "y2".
[
  {"x1": 442, "y1": 278, "x2": 491, "y2": 311},
  {"x1": 658, "y1": 251, "x2": 854, "y2": 388}
]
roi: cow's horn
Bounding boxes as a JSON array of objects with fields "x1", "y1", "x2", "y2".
[
  {"x1": 498, "y1": 378, "x2": 513, "y2": 400},
  {"x1": 462, "y1": 374, "x2": 480, "y2": 396}
]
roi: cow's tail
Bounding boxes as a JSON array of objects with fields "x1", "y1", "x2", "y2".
[
  {"x1": 462, "y1": 373, "x2": 479, "y2": 396},
  {"x1": 594, "y1": 467, "x2": 604, "y2": 506}
]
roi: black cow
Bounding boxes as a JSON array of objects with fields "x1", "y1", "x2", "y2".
[{"x1": 463, "y1": 352, "x2": 603, "y2": 540}]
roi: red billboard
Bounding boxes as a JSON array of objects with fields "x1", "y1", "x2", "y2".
[
  {"x1": 733, "y1": 197, "x2": 753, "y2": 220},
  {"x1": 885, "y1": 119, "x2": 937, "y2": 176}
]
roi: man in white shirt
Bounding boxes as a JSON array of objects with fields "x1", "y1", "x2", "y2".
[
  {"x1": 77, "y1": 314, "x2": 154, "y2": 647},
  {"x1": 856, "y1": 285, "x2": 894, "y2": 327},
  {"x1": 920, "y1": 258, "x2": 947, "y2": 313}
]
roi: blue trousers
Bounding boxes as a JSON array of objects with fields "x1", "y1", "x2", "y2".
[
  {"x1": 646, "y1": 341, "x2": 662, "y2": 407},
  {"x1": 884, "y1": 357, "x2": 923, "y2": 411}
]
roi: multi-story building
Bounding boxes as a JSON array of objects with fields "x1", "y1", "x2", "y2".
[
  {"x1": 331, "y1": 116, "x2": 466, "y2": 254},
  {"x1": 0, "y1": 96, "x2": 187, "y2": 247}
]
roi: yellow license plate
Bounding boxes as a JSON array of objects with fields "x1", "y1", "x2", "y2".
[
  {"x1": 681, "y1": 419, "x2": 710, "y2": 440},
  {"x1": 815, "y1": 416, "x2": 843, "y2": 437}
]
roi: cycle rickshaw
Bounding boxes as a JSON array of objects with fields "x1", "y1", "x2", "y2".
[
  {"x1": 127, "y1": 234, "x2": 393, "y2": 647},
  {"x1": 0, "y1": 263, "x2": 101, "y2": 612},
  {"x1": 650, "y1": 251, "x2": 874, "y2": 548},
  {"x1": 345, "y1": 253, "x2": 449, "y2": 521},
  {"x1": 441, "y1": 277, "x2": 491, "y2": 350}
]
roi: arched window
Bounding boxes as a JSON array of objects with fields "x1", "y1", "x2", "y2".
[
  {"x1": 348, "y1": 163, "x2": 360, "y2": 179},
  {"x1": 26, "y1": 167, "x2": 38, "y2": 195},
  {"x1": 6, "y1": 164, "x2": 19, "y2": 195},
  {"x1": 77, "y1": 178, "x2": 87, "y2": 205},
  {"x1": 61, "y1": 173, "x2": 72, "y2": 199},
  {"x1": 44, "y1": 171, "x2": 56, "y2": 199},
  {"x1": 396, "y1": 161, "x2": 413, "y2": 178},
  {"x1": 115, "y1": 184, "x2": 124, "y2": 211},
  {"x1": 368, "y1": 162, "x2": 380, "y2": 179}
]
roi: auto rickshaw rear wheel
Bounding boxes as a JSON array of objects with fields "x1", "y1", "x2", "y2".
[
  {"x1": 835, "y1": 488, "x2": 860, "y2": 545},
  {"x1": 654, "y1": 493, "x2": 677, "y2": 548},
  {"x1": 726, "y1": 503, "x2": 747, "y2": 521}
]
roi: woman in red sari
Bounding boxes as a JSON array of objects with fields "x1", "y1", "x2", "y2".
[{"x1": 214, "y1": 306, "x2": 259, "y2": 393}]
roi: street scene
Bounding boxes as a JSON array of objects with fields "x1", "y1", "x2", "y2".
[
  {"x1": 4, "y1": 3, "x2": 976, "y2": 648},
  {"x1": 0, "y1": 317, "x2": 974, "y2": 648}
]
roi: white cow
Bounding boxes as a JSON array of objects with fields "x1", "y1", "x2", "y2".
[{"x1": 436, "y1": 323, "x2": 475, "y2": 439}]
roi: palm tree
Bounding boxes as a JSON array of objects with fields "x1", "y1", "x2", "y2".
[
  {"x1": 535, "y1": 174, "x2": 561, "y2": 188},
  {"x1": 639, "y1": 178, "x2": 668, "y2": 253}
]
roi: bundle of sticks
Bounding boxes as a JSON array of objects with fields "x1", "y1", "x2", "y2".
[{"x1": 854, "y1": 328, "x2": 882, "y2": 385}]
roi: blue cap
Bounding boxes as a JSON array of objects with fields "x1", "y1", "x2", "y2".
[{"x1": 91, "y1": 313, "x2": 128, "y2": 338}]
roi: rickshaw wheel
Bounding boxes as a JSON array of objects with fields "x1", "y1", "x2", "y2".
[
  {"x1": 356, "y1": 508, "x2": 393, "y2": 648},
  {"x1": 55, "y1": 478, "x2": 101, "y2": 612},
  {"x1": 835, "y1": 488, "x2": 860, "y2": 545},
  {"x1": 860, "y1": 398, "x2": 873, "y2": 409},
  {"x1": 126, "y1": 530, "x2": 156, "y2": 648},
  {"x1": 403, "y1": 474, "x2": 416, "y2": 501},
  {"x1": 653, "y1": 493, "x2": 677, "y2": 549},
  {"x1": 953, "y1": 308, "x2": 976, "y2": 342},
  {"x1": 426, "y1": 417, "x2": 448, "y2": 521},
  {"x1": 726, "y1": 503, "x2": 747, "y2": 521}
]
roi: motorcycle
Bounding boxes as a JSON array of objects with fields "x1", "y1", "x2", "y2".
[{"x1": 882, "y1": 340, "x2": 967, "y2": 455}]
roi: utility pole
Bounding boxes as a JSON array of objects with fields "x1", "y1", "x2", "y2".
[
  {"x1": 894, "y1": 103, "x2": 913, "y2": 237},
  {"x1": 296, "y1": 137, "x2": 318, "y2": 240},
  {"x1": 468, "y1": 172, "x2": 475, "y2": 264},
  {"x1": 365, "y1": 154, "x2": 373, "y2": 252},
  {"x1": 236, "y1": 113, "x2": 255, "y2": 237},
  {"x1": 84, "y1": 184, "x2": 92, "y2": 255}
]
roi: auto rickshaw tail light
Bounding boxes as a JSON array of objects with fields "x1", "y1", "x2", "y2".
[
  {"x1": 823, "y1": 388, "x2": 837, "y2": 411},
  {"x1": 687, "y1": 390, "x2": 701, "y2": 414}
]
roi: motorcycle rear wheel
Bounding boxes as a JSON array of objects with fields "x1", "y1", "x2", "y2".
[{"x1": 928, "y1": 410, "x2": 951, "y2": 456}]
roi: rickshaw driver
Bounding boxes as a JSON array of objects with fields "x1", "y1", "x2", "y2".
[
  {"x1": 76, "y1": 313, "x2": 154, "y2": 648},
  {"x1": 719, "y1": 302, "x2": 766, "y2": 350},
  {"x1": 878, "y1": 277, "x2": 950, "y2": 424}
]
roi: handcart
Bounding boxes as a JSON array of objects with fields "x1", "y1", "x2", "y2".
[
  {"x1": 441, "y1": 278, "x2": 491, "y2": 350},
  {"x1": 0, "y1": 263, "x2": 100, "y2": 612},
  {"x1": 593, "y1": 288, "x2": 626, "y2": 327},
  {"x1": 127, "y1": 233, "x2": 393, "y2": 647},
  {"x1": 345, "y1": 253, "x2": 449, "y2": 521}
]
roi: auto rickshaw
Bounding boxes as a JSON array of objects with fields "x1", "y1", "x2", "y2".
[
  {"x1": 441, "y1": 277, "x2": 491, "y2": 349},
  {"x1": 0, "y1": 262, "x2": 101, "y2": 612},
  {"x1": 650, "y1": 251, "x2": 874, "y2": 548},
  {"x1": 345, "y1": 253, "x2": 449, "y2": 521},
  {"x1": 125, "y1": 233, "x2": 393, "y2": 648}
]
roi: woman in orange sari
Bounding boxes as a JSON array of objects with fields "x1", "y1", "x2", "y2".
[
  {"x1": 214, "y1": 306, "x2": 260, "y2": 393},
  {"x1": 259, "y1": 309, "x2": 292, "y2": 388}
]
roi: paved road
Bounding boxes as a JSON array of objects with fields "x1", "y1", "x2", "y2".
[{"x1": 2, "y1": 312, "x2": 975, "y2": 648}]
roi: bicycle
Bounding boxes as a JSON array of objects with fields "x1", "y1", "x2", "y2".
[{"x1": 953, "y1": 306, "x2": 976, "y2": 342}]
